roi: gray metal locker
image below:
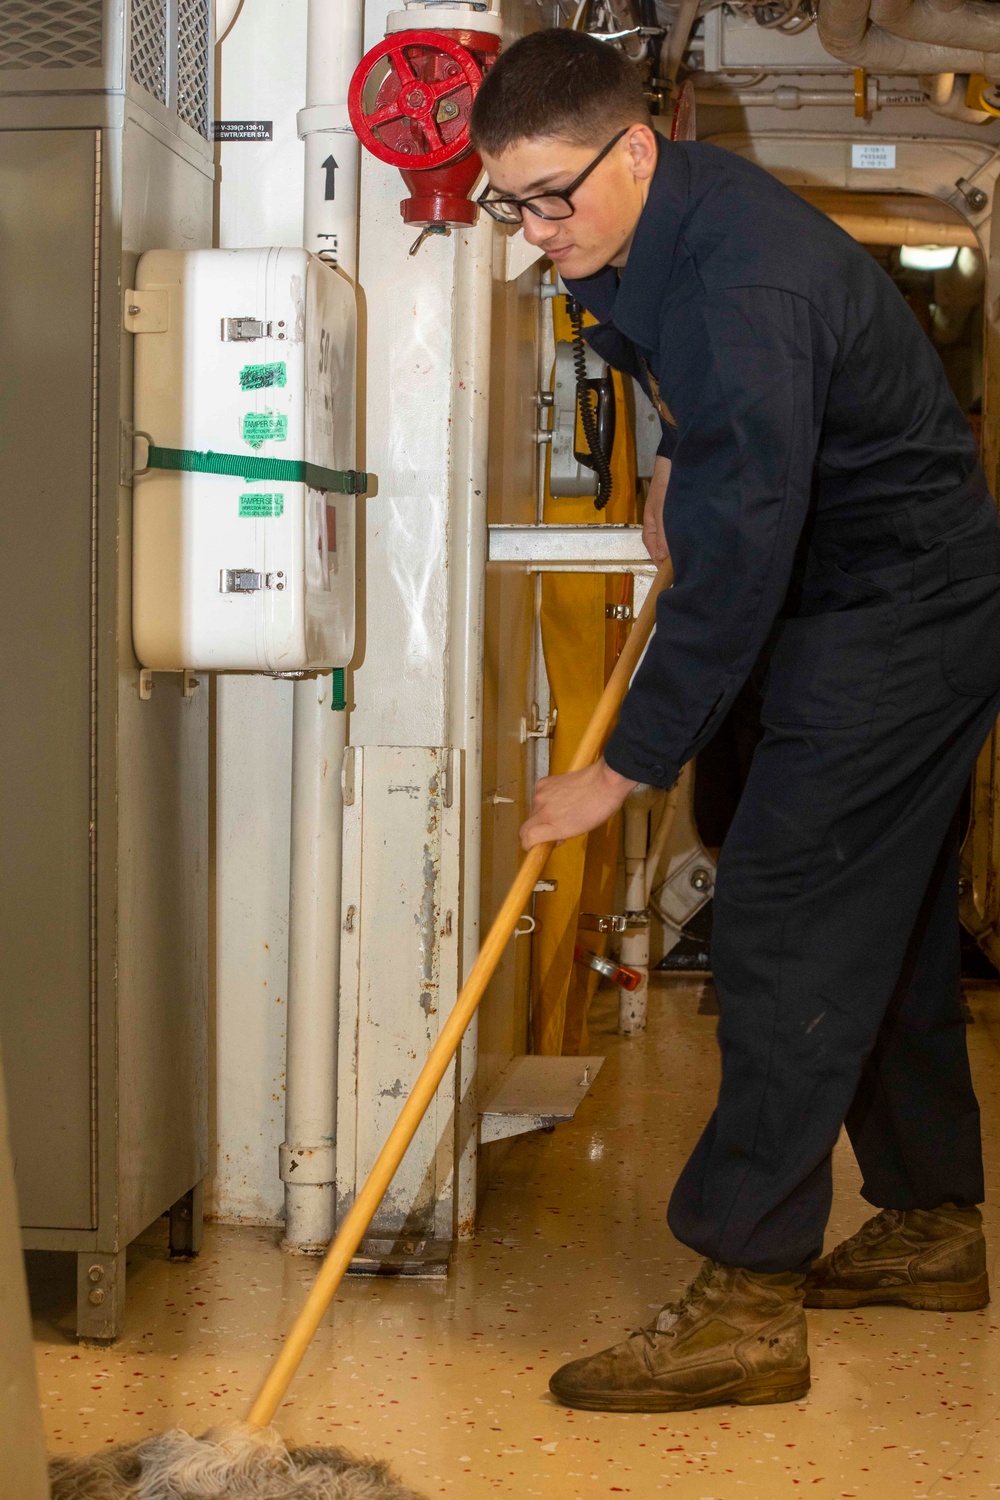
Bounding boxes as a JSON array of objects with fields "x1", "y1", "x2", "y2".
[{"x1": 0, "y1": 0, "x2": 211, "y2": 1339}]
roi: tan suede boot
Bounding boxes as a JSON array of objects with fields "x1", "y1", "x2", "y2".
[
  {"x1": 804, "y1": 1205, "x2": 989, "y2": 1311},
  {"x1": 548, "y1": 1260, "x2": 810, "y2": 1413}
]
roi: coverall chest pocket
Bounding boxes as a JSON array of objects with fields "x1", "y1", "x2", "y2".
[{"x1": 763, "y1": 563, "x2": 899, "y2": 730}]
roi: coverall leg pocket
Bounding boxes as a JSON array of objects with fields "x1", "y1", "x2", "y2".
[
  {"x1": 763, "y1": 572, "x2": 899, "y2": 731},
  {"x1": 940, "y1": 538, "x2": 1000, "y2": 697}
]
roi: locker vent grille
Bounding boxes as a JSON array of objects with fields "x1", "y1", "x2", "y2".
[
  {"x1": 0, "y1": 0, "x2": 103, "y2": 69},
  {"x1": 176, "y1": 0, "x2": 210, "y2": 138},
  {"x1": 129, "y1": 0, "x2": 167, "y2": 105}
]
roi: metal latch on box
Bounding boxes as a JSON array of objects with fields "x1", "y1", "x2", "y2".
[
  {"x1": 578, "y1": 909, "x2": 650, "y2": 935},
  {"x1": 222, "y1": 316, "x2": 272, "y2": 341},
  {"x1": 220, "y1": 569, "x2": 262, "y2": 593},
  {"x1": 219, "y1": 568, "x2": 286, "y2": 594}
]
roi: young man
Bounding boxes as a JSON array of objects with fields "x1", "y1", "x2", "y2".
[{"x1": 470, "y1": 29, "x2": 999, "y2": 1413}]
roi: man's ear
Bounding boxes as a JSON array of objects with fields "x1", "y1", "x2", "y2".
[{"x1": 626, "y1": 124, "x2": 659, "y2": 182}]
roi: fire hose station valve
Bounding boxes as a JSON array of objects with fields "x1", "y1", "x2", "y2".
[{"x1": 348, "y1": 4, "x2": 502, "y2": 233}]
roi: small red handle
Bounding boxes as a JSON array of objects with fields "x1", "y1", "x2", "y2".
[
  {"x1": 348, "y1": 30, "x2": 484, "y2": 170},
  {"x1": 573, "y1": 944, "x2": 644, "y2": 992}
]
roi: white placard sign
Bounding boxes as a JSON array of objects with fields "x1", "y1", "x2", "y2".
[{"x1": 852, "y1": 143, "x2": 897, "y2": 170}]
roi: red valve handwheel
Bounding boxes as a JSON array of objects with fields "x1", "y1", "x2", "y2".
[{"x1": 348, "y1": 30, "x2": 486, "y2": 171}]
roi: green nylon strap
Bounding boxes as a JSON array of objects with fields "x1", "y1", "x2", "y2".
[{"x1": 145, "y1": 445, "x2": 370, "y2": 495}]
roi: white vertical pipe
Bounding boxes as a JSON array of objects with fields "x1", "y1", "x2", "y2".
[
  {"x1": 214, "y1": 0, "x2": 307, "y2": 1227},
  {"x1": 619, "y1": 790, "x2": 651, "y2": 1036},
  {"x1": 281, "y1": 0, "x2": 363, "y2": 1250},
  {"x1": 301, "y1": 0, "x2": 362, "y2": 268},
  {"x1": 282, "y1": 674, "x2": 343, "y2": 1249},
  {"x1": 449, "y1": 213, "x2": 493, "y2": 1238}
]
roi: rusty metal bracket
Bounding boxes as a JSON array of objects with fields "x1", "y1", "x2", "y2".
[{"x1": 578, "y1": 909, "x2": 650, "y2": 935}]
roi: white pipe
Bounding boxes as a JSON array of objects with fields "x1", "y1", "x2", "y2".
[
  {"x1": 661, "y1": 0, "x2": 700, "y2": 83},
  {"x1": 282, "y1": 674, "x2": 344, "y2": 1250},
  {"x1": 619, "y1": 790, "x2": 652, "y2": 1037},
  {"x1": 299, "y1": 0, "x2": 363, "y2": 271},
  {"x1": 696, "y1": 83, "x2": 927, "y2": 107},
  {"x1": 921, "y1": 71, "x2": 993, "y2": 120},
  {"x1": 281, "y1": 0, "x2": 363, "y2": 1251},
  {"x1": 449, "y1": 212, "x2": 493, "y2": 1240}
]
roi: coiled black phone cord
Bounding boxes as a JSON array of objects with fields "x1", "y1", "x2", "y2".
[{"x1": 567, "y1": 297, "x2": 614, "y2": 511}]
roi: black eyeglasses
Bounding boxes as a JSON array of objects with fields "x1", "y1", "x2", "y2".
[{"x1": 477, "y1": 128, "x2": 629, "y2": 225}]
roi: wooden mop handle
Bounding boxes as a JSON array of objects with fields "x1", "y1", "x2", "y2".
[{"x1": 246, "y1": 558, "x2": 673, "y2": 1430}]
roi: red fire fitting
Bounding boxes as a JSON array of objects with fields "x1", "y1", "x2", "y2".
[
  {"x1": 669, "y1": 78, "x2": 697, "y2": 141},
  {"x1": 573, "y1": 944, "x2": 643, "y2": 992},
  {"x1": 348, "y1": 25, "x2": 500, "y2": 227}
]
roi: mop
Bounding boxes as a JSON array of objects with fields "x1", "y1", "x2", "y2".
[{"x1": 49, "y1": 558, "x2": 673, "y2": 1500}]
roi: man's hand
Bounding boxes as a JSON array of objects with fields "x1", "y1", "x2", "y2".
[
  {"x1": 520, "y1": 758, "x2": 637, "y2": 850},
  {"x1": 642, "y1": 454, "x2": 672, "y2": 563}
]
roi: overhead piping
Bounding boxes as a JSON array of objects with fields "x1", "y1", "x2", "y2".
[
  {"x1": 816, "y1": 0, "x2": 1000, "y2": 76},
  {"x1": 921, "y1": 70, "x2": 992, "y2": 120},
  {"x1": 660, "y1": 0, "x2": 701, "y2": 84},
  {"x1": 874, "y1": 0, "x2": 1000, "y2": 50}
]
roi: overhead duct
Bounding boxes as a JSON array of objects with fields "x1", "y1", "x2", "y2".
[
  {"x1": 876, "y1": 0, "x2": 1000, "y2": 49},
  {"x1": 817, "y1": 0, "x2": 1000, "y2": 76}
]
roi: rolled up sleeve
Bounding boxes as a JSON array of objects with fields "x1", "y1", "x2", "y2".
[
  {"x1": 604, "y1": 286, "x2": 837, "y2": 787},
  {"x1": 656, "y1": 422, "x2": 678, "y2": 461}
]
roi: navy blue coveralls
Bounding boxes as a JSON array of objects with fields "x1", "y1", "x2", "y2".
[{"x1": 565, "y1": 139, "x2": 1000, "y2": 1273}]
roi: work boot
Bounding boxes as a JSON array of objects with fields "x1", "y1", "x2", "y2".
[
  {"x1": 548, "y1": 1260, "x2": 810, "y2": 1413},
  {"x1": 804, "y1": 1205, "x2": 989, "y2": 1312}
]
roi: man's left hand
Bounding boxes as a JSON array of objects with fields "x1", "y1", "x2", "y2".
[{"x1": 520, "y1": 758, "x2": 637, "y2": 850}]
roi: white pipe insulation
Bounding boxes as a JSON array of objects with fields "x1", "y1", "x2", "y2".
[
  {"x1": 817, "y1": 0, "x2": 1000, "y2": 77},
  {"x1": 280, "y1": 0, "x2": 364, "y2": 1252},
  {"x1": 876, "y1": 0, "x2": 1000, "y2": 50},
  {"x1": 298, "y1": 0, "x2": 363, "y2": 273}
]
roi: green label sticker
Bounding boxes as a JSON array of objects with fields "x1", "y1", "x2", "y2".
[
  {"x1": 242, "y1": 411, "x2": 288, "y2": 450},
  {"x1": 239, "y1": 492, "x2": 284, "y2": 518},
  {"x1": 240, "y1": 361, "x2": 287, "y2": 391}
]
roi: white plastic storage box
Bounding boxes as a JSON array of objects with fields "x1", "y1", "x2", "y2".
[{"x1": 131, "y1": 247, "x2": 366, "y2": 672}]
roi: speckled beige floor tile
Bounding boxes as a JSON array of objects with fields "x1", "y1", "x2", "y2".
[{"x1": 32, "y1": 979, "x2": 1000, "y2": 1498}]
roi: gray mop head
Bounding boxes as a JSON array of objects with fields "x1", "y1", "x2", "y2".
[{"x1": 48, "y1": 1423, "x2": 426, "y2": 1500}]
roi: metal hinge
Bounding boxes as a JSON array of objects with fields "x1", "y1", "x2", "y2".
[{"x1": 520, "y1": 703, "x2": 558, "y2": 743}]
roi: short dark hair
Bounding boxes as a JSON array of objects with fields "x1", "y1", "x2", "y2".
[{"x1": 470, "y1": 29, "x2": 652, "y2": 156}]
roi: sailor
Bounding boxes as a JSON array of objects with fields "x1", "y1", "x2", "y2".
[{"x1": 471, "y1": 28, "x2": 999, "y2": 1413}]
